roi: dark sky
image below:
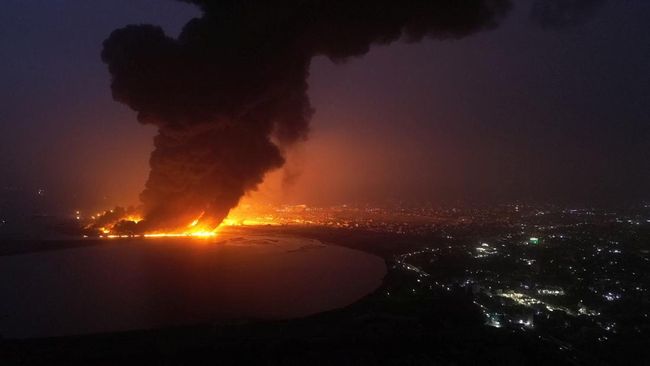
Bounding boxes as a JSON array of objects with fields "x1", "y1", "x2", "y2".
[{"x1": 1, "y1": 0, "x2": 648, "y2": 214}]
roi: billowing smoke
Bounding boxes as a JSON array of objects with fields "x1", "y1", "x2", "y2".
[{"x1": 101, "y1": 0, "x2": 511, "y2": 232}]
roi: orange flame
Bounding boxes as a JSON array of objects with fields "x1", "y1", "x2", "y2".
[{"x1": 91, "y1": 203, "x2": 281, "y2": 239}]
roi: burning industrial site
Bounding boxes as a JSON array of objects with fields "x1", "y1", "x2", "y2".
[
  {"x1": 92, "y1": 0, "x2": 510, "y2": 238},
  {"x1": 4, "y1": 1, "x2": 648, "y2": 364},
  {"x1": 83, "y1": 200, "x2": 281, "y2": 238}
]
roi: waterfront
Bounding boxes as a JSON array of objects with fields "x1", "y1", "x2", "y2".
[{"x1": 0, "y1": 232, "x2": 385, "y2": 338}]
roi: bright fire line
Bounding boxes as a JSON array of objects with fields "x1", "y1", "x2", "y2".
[{"x1": 90, "y1": 205, "x2": 281, "y2": 239}]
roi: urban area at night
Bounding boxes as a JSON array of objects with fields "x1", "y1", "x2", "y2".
[{"x1": 2, "y1": 198, "x2": 649, "y2": 364}]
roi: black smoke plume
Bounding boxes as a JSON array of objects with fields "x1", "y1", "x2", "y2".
[{"x1": 101, "y1": 0, "x2": 511, "y2": 232}]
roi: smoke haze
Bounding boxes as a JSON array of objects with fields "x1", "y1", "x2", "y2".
[{"x1": 530, "y1": 0, "x2": 607, "y2": 29}]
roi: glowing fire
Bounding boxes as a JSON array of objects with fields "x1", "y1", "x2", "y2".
[
  {"x1": 87, "y1": 162, "x2": 292, "y2": 239},
  {"x1": 98, "y1": 225, "x2": 219, "y2": 239},
  {"x1": 90, "y1": 203, "x2": 280, "y2": 239},
  {"x1": 137, "y1": 211, "x2": 220, "y2": 238},
  {"x1": 125, "y1": 215, "x2": 143, "y2": 223}
]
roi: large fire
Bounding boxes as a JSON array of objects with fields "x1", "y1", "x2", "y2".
[
  {"x1": 85, "y1": 171, "x2": 288, "y2": 239},
  {"x1": 86, "y1": 202, "x2": 280, "y2": 239}
]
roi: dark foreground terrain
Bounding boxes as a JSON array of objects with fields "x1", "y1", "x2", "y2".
[{"x1": 1, "y1": 219, "x2": 649, "y2": 365}]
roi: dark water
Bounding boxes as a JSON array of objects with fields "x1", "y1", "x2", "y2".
[{"x1": 0, "y1": 234, "x2": 385, "y2": 338}]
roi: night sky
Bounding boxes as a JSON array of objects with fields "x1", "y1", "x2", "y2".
[{"x1": 1, "y1": 0, "x2": 648, "y2": 216}]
